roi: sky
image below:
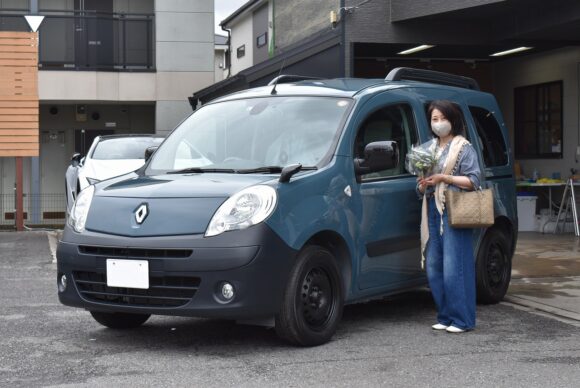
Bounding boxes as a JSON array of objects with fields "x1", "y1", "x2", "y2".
[{"x1": 215, "y1": 0, "x2": 248, "y2": 35}]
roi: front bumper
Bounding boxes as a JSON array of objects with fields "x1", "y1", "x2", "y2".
[{"x1": 57, "y1": 224, "x2": 297, "y2": 319}]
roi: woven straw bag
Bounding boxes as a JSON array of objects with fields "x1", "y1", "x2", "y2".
[{"x1": 445, "y1": 188, "x2": 494, "y2": 228}]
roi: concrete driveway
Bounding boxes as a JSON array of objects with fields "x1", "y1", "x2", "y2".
[{"x1": 1, "y1": 231, "x2": 579, "y2": 387}]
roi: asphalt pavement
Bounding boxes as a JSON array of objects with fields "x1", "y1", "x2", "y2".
[{"x1": 1, "y1": 231, "x2": 579, "y2": 388}]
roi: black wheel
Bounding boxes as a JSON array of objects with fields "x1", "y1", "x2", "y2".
[
  {"x1": 275, "y1": 245, "x2": 344, "y2": 346},
  {"x1": 90, "y1": 311, "x2": 150, "y2": 329},
  {"x1": 476, "y1": 228, "x2": 512, "y2": 304}
]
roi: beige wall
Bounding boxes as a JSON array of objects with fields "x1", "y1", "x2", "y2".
[
  {"x1": 494, "y1": 47, "x2": 580, "y2": 179},
  {"x1": 229, "y1": 13, "x2": 254, "y2": 76}
]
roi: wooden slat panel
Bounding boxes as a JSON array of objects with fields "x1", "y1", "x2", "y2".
[
  {"x1": 0, "y1": 101, "x2": 37, "y2": 108},
  {"x1": 0, "y1": 123, "x2": 39, "y2": 130},
  {"x1": 0, "y1": 59, "x2": 38, "y2": 67},
  {"x1": 0, "y1": 52, "x2": 37, "y2": 60},
  {"x1": 0, "y1": 66, "x2": 37, "y2": 74},
  {"x1": 0, "y1": 149, "x2": 39, "y2": 157},
  {"x1": 0, "y1": 108, "x2": 38, "y2": 115},
  {"x1": 0, "y1": 142, "x2": 39, "y2": 150},
  {"x1": 0, "y1": 115, "x2": 38, "y2": 122},
  {"x1": 0, "y1": 45, "x2": 37, "y2": 53},
  {"x1": 0, "y1": 32, "x2": 39, "y2": 157},
  {"x1": 0, "y1": 89, "x2": 38, "y2": 97},
  {"x1": 0, "y1": 95, "x2": 39, "y2": 101},
  {"x1": 0, "y1": 38, "x2": 37, "y2": 46},
  {"x1": 0, "y1": 32, "x2": 36, "y2": 39},
  {"x1": 0, "y1": 136, "x2": 38, "y2": 142}
]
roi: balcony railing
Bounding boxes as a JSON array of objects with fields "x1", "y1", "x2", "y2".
[{"x1": 0, "y1": 9, "x2": 155, "y2": 71}]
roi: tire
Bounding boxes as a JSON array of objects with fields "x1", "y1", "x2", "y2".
[
  {"x1": 275, "y1": 245, "x2": 344, "y2": 346},
  {"x1": 476, "y1": 228, "x2": 512, "y2": 304},
  {"x1": 90, "y1": 311, "x2": 150, "y2": 329}
]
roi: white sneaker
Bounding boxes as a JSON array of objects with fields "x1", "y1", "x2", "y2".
[
  {"x1": 446, "y1": 326, "x2": 466, "y2": 333},
  {"x1": 432, "y1": 323, "x2": 448, "y2": 330}
]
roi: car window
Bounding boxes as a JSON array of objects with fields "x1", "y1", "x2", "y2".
[
  {"x1": 355, "y1": 103, "x2": 418, "y2": 181},
  {"x1": 92, "y1": 137, "x2": 163, "y2": 160},
  {"x1": 148, "y1": 97, "x2": 353, "y2": 172},
  {"x1": 469, "y1": 106, "x2": 508, "y2": 167}
]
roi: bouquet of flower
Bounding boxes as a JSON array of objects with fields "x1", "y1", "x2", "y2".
[{"x1": 405, "y1": 140, "x2": 439, "y2": 178}]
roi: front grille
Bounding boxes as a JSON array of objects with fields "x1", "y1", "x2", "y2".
[
  {"x1": 73, "y1": 271, "x2": 200, "y2": 308},
  {"x1": 78, "y1": 245, "x2": 192, "y2": 259}
]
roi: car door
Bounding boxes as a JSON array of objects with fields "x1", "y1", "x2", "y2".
[{"x1": 352, "y1": 92, "x2": 425, "y2": 291}]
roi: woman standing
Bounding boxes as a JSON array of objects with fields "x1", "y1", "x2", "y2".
[{"x1": 417, "y1": 100, "x2": 482, "y2": 333}]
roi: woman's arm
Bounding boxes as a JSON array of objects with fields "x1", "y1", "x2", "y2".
[{"x1": 420, "y1": 174, "x2": 473, "y2": 190}]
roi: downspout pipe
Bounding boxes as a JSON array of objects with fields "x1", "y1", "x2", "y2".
[{"x1": 221, "y1": 24, "x2": 232, "y2": 78}]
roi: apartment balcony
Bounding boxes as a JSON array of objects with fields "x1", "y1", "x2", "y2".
[{"x1": 0, "y1": 8, "x2": 154, "y2": 71}]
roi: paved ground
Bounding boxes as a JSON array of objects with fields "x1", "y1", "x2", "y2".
[
  {"x1": 507, "y1": 232, "x2": 580, "y2": 322},
  {"x1": 1, "y1": 231, "x2": 580, "y2": 387}
]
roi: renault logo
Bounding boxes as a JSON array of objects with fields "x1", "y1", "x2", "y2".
[{"x1": 134, "y1": 203, "x2": 149, "y2": 224}]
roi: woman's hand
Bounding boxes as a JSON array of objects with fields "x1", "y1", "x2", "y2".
[{"x1": 420, "y1": 173, "x2": 447, "y2": 187}]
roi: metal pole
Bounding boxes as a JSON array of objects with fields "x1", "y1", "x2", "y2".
[{"x1": 15, "y1": 157, "x2": 24, "y2": 231}]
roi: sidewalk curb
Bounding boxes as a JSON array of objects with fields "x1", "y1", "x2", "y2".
[{"x1": 504, "y1": 295, "x2": 580, "y2": 322}]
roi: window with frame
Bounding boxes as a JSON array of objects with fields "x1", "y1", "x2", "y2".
[
  {"x1": 469, "y1": 106, "x2": 508, "y2": 167},
  {"x1": 256, "y1": 32, "x2": 267, "y2": 48},
  {"x1": 514, "y1": 81, "x2": 563, "y2": 159},
  {"x1": 355, "y1": 104, "x2": 418, "y2": 181},
  {"x1": 236, "y1": 45, "x2": 245, "y2": 58}
]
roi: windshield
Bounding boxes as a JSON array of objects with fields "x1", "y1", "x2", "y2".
[
  {"x1": 92, "y1": 137, "x2": 163, "y2": 160},
  {"x1": 148, "y1": 96, "x2": 352, "y2": 173}
]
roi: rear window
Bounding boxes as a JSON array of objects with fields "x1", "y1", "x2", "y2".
[
  {"x1": 469, "y1": 106, "x2": 508, "y2": 167},
  {"x1": 92, "y1": 137, "x2": 163, "y2": 160}
]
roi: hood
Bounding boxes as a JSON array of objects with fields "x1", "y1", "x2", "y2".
[
  {"x1": 85, "y1": 173, "x2": 277, "y2": 237},
  {"x1": 81, "y1": 159, "x2": 145, "y2": 182}
]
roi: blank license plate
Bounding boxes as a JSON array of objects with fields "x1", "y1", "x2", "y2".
[{"x1": 106, "y1": 259, "x2": 149, "y2": 289}]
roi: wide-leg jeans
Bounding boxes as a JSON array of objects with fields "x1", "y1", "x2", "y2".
[{"x1": 426, "y1": 196, "x2": 476, "y2": 330}]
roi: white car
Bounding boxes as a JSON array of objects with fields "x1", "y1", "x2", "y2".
[{"x1": 65, "y1": 135, "x2": 165, "y2": 213}]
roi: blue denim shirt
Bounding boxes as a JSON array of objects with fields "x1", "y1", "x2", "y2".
[{"x1": 417, "y1": 141, "x2": 481, "y2": 198}]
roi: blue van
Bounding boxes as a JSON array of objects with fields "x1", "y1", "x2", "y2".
[{"x1": 57, "y1": 68, "x2": 517, "y2": 346}]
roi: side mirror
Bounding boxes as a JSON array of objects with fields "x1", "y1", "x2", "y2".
[
  {"x1": 354, "y1": 141, "x2": 398, "y2": 175},
  {"x1": 144, "y1": 146, "x2": 158, "y2": 162},
  {"x1": 70, "y1": 153, "x2": 82, "y2": 167}
]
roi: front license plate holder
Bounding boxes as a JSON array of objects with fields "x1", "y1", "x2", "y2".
[{"x1": 106, "y1": 259, "x2": 149, "y2": 289}]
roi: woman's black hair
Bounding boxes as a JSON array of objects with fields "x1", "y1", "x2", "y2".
[{"x1": 427, "y1": 100, "x2": 465, "y2": 137}]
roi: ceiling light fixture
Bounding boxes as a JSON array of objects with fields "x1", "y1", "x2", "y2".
[
  {"x1": 490, "y1": 47, "x2": 533, "y2": 57},
  {"x1": 397, "y1": 45, "x2": 435, "y2": 55}
]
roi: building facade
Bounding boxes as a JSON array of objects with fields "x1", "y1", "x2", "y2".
[
  {"x1": 0, "y1": 0, "x2": 214, "y2": 227},
  {"x1": 193, "y1": 0, "x2": 580, "y2": 183}
]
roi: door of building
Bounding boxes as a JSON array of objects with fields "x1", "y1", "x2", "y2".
[{"x1": 75, "y1": 0, "x2": 114, "y2": 69}]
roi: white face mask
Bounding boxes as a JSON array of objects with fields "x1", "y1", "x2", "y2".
[{"x1": 432, "y1": 120, "x2": 452, "y2": 137}]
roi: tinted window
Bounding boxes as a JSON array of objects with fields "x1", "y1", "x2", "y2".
[
  {"x1": 469, "y1": 106, "x2": 508, "y2": 167},
  {"x1": 355, "y1": 104, "x2": 418, "y2": 180},
  {"x1": 92, "y1": 137, "x2": 163, "y2": 160}
]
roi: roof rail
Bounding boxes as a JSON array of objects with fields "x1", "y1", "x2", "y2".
[
  {"x1": 267, "y1": 74, "x2": 323, "y2": 86},
  {"x1": 385, "y1": 67, "x2": 480, "y2": 91}
]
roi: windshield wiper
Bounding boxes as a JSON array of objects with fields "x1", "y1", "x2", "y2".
[
  {"x1": 237, "y1": 166, "x2": 317, "y2": 174},
  {"x1": 167, "y1": 167, "x2": 237, "y2": 174}
]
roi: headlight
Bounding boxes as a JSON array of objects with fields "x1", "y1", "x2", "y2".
[
  {"x1": 205, "y1": 185, "x2": 277, "y2": 237},
  {"x1": 68, "y1": 185, "x2": 94, "y2": 233}
]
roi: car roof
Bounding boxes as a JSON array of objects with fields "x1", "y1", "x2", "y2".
[
  {"x1": 210, "y1": 78, "x2": 489, "y2": 104},
  {"x1": 96, "y1": 134, "x2": 164, "y2": 141}
]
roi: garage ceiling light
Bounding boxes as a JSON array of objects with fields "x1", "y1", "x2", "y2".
[
  {"x1": 490, "y1": 47, "x2": 533, "y2": 57},
  {"x1": 397, "y1": 45, "x2": 435, "y2": 55}
]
